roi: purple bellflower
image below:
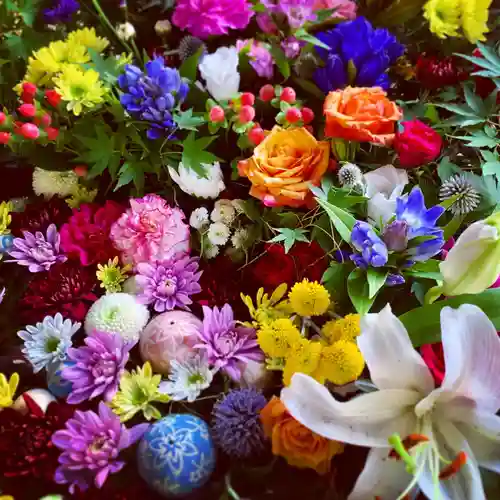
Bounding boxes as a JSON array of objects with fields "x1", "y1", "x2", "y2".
[{"x1": 350, "y1": 221, "x2": 388, "y2": 268}]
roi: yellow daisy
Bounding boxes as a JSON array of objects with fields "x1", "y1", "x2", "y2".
[
  {"x1": 67, "y1": 27, "x2": 109, "y2": 53},
  {"x1": 423, "y1": 0, "x2": 461, "y2": 39}
]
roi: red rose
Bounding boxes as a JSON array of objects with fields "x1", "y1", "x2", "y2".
[
  {"x1": 420, "y1": 343, "x2": 445, "y2": 385},
  {"x1": 394, "y1": 119, "x2": 442, "y2": 168}
]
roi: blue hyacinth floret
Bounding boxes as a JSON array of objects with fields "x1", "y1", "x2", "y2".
[
  {"x1": 313, "y1": 16, "x2": 404, "y2": 93},
  {"x1": 118, "y1": 57, "x2": 189, "y2": 140}
]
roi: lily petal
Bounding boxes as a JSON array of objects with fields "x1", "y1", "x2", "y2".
[
  {"x1": 359, "y1": 304, "x2": 434, "y2": 394},
  {"x1": 281, "y1": 372, "x2": 420, "y2": 447},
  {"x1": 439, "y1": 304, "x2": 500, "y2": 413}
]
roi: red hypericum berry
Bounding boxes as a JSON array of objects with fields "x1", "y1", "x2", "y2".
[
  {"x1": 285, "y1": 107, "x2": 302, "y2": 123},
  {"x1": 241, "y1": 92, "x2": 255, "y2": 106},
  {"x1": 73, "y1": 165, "x2": 88, "y2": 177},
  {"x1": 45, "y1": 89, "x2": 62, "y2": 107},
  {"x1": 22, "y1": 82, "x2": 37, "y2": 96},
  {"x1": 21, "y1": 92, "x2": 34, "y2": 104},
  {"x1": 40, "y1": 113, "x2": 52, "y2": 127},
  {"x1": 259, "y1": 84, "x2": 275, "y2": 102},
  {"x1": 248, "y1": 126, "x2": 265, "y2": 145},
  {"x1": 209, "y1": 105, "x2": 225, "y2": 123},
  {"x1": 46, "y1": 127, "x2": 59, "y2": 141},
  {"x1": 0, "y1": 112, "x2": 6, "y2": 125},
  {"x1": 18, "y1": 104, "x2": 36, "y2": 118},
  {"x1": 301, "y1": 107, "x2": 314, "y2": 124},
  {"x1": 20, "y1": 123, "x2": 39, "y2": 140},
  {"x1": 0, "y1": 132, "x2": 11, "y2": 144},
  {"x1": 280, "y1": 87, "x2": 296, "y2": 103},
  {"x1": 239, "y1": 105, "x2": 255, "y2": 124}
]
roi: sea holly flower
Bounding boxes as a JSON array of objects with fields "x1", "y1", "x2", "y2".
[{"x1": 282, "y1": 303, "x2": 500, "y2": 499}]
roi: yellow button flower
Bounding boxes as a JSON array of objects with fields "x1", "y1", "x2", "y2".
[
  {"x1": 322, "y1": 314, "x2": 361, "y2": 344},
  {"x1": 288, "y1": 279, "x2": 330, "y2": 317},
  {"x1": 0, "y1": 372, "x2": 20, "y2": 408},
  {"x1": 257, "y1": 318, "x2": 302, "y2": 359},
  {"x1": 283, "y1": 339, "x2": 322, "y2": 386}
]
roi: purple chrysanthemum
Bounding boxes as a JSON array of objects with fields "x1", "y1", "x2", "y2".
[
  {"x1": 195, "y1": 304, "x2": 264, "y2": 382},
  {"x1": 52, "y1": 402, "x2": 149, "y2": 493},
  {"x1": 62, "y1": 330, "x2": 134, "y2": 404},
  {"x1": 7, "y1": 223, "x2": 67, "y2": 272},
  {"x1": 211, "y1": 388, "x2": 268, "y2": 459},
  {"x1": 172, "y1": 0, "x2": 253, "y2": 39},
  {"x1": 44, "y1": 0, "x2": 79, "y2": 23},
  {"x1": 135, "y1": 254, "x2": 202, "y2": 312}
]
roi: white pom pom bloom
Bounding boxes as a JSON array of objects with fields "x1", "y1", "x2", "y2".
[
  {"x1": 189, "y1": 207, "x2": 210, "y2": 230},
  {"x1": 199, "y1": 46, "x2": 240, "y2": 101},
  {"x1": 168, "y1": 162, "x2": 225, "y2": 199},
  {"x1": 211, "y1": 199, "x2": 236, "y2": 225},
  {"x1": 207, "y1": 222, "x2": 230, "y2": 246},
  {"x1": 84, "y1": 293, "x2": 150, "y2": 342}
]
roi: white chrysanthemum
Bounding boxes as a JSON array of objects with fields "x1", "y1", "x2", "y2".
[
  {"x1": 158, "y1": 353, "x2": 213, "y2": 402},
  {"x1": 32, "y1": 168, "x2": 78, "y2": 199},
  {"x1": 17, "y1": 313, "x2": 80, "y2": 373},
  {"x1": 203, "y1": 240, "x2": 220, "y2": 259},
  {"x1": 211, "y1": 199, "x2": 236, "y2": 225},
  {"x1": 169, "y1": 162, "x2": 225, "y2": 199},
  {"x1": 231, "y1": 227, "x2": 250, "y2": 249},
  {"x1": 84, "y1": 293, "x2": 150, "y2": 342},
  {"x1": 231, "y1": 198, "x2": 246, "y2": 214},
  {"x1": 439, "y1": 174, "x2": 481, "y2": 216},
  {"x1": 207, "y1": 222, "x2": 230, "y2": 245},
  {"x1": 189, "y1": 207, "x2": 210, "y2": 230},
  {"x1": 338, "y1": 163, "x2": 364, "y2": 189},
  {"x1": 116, "y1": 22, "x2": 136, "y2": 41}
]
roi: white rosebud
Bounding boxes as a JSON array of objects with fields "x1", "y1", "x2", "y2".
[
  {"x1": 189, "y1": 207, "x2": 210, "y2": 230},
  {"x1": 211, "y1": 199, "x2": 236, "y2": 225},
  {"x1": 168, "y1": 162, "x2": 225, "y2": 199},
  {"x1": 116, "y1": 22, "x2": 136, "y2": 41},
  {"x1": 199, "y1": 46, "x2": 240, "y2": 101},
  {"x1": 207, "y1": 222, "x2": 230, "y2": 246}
]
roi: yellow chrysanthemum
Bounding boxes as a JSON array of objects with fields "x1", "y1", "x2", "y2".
[
  {"x1": 241, "y1": 283, "x2": 291, "y2": 327},
  {"x1": 313, "y1": 341, "x2": 364, "y2": 386},
  {"x1": 257, "y1": 318, "x2": 302, "y2": 358},
  {"x1": 288, "y1": 279, "x2": 330, "y2": 317},
  {"x1": 423, "y1": 0, "x2": 461, "y2": 39},
  {"x1": 460, "y1": 0, "x2": 492, "y2": 43},
  {"x1": 0, "y1": 372, "x2": 19, "y2": 408},
  {"x1": 0, "y1": 201, "x2": 12, "y2": 235},
  {"x1": 97, "y1": 257, "x2": 132, "y2": 293},
  {"x1": 66, "y1": 184, "x2": 98, "y2": 208},
  {"x1": 67, "y1": 27, "x2": 109, "y2": 53},
  {"x1": 322, "y1": 314, "x2": 361, "y2": 344},
  {"x1": 53, "y1": 65, "x2": 105, "y2": 115},
  {"x1": 283, "y1": 339, "x2": 322, "y2": 385}
]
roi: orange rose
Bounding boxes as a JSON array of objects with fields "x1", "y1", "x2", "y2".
[
  {"x1": 260, "y1": 396, "x2": 344, "y2": 474},
  {"x1": 237, "y1": 126, "x2": 330, "y2": 208},
  {"x1": 324, "y1": 86, "x2": 402, "y2": 146}
]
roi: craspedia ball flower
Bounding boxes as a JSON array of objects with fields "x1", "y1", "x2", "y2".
[
  {"x1": 439, "y1": 174, "x2": 481, "y2": 216},
  {"x1": 321, "y1": 314, "x2": 361, "y2": 344},
  {"x1": 84, "y1": 293, "x2": 150, "y2": 342},
  {"x1": 211, "y1": 389, "x2": 268, "y2": 459},
  {"x1": 288, "y1": 279, "x2": 330, "y2": 316},
  {"x1": 257, "y1": 318, "x2": 302, "y2": 359},
  {"x1": 313, "y1": 341, "x2": 364, "y2": 385}
]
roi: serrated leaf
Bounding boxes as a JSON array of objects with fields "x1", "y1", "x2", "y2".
[
  {"x1": 435, "y1": 102, "x2": 479, "y2": 117},
  {"x1": 483, "y1": 162, "x2": 500, "y2": 178},
  {"x1": 268, "y1": 44, "x2": 290, "y2": 80},
  {"x1": 114, "y1": 162, "x2": 135, "y2": 191},
  {"x1": 83, "y1": 49, "x2": 123, "y2": 85},
  {"x1": 174, "y1": 109, "x2": 206, "y2": 131},
  {"x1": 463, "y1": 84, "x2": 485, "y2": 116},
  {"x1": 181, "y1": 132, "x2": 220, "y2": 177},
  {"x1": 268, "y1": 227, "x2": 309, "y2": 253},
  {"x1": 437, "y1": 157, "x2": 462, "y2": 182}
]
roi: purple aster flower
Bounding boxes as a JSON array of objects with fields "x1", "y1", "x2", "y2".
[
  {"x1": 281, "y1": 37, "x2": 303, "y2": 59},
  {"x1": 118, "y1": 57, "x2": 189, "y2": 140},
  {"x1": 62, "y1": 330, "x2": 134, "y2": 404},
  {"x1": 135, "y1": 254, "x2": 202, "y2": 312},
  {"x1": 7, "y1": 223, "x2": 67, "y2": 272},
  {"x1": 261, "y1": 0, "x2": 315, "y2": 28},
  {"x1": 172, "y1": 0, "x2": 253, "y2": 39},
  {"x1": 211, "y1": 388, "x2": 268, "y2": 459},
  {"x1": 195, "y1": 304, "x2": 264, "y2": 382},
  {"x1": 43, "y1": 0, "x2": 79, "y2": 23},
  {"x1": 350, "y1": 221, "x2": 388, "y2": 268},
  {"x1": 52, "y1": 402, "x2": 149, "y2": 493},
  {"x1": 237, "y1": 40, "x2": 274, "y2": 79}
]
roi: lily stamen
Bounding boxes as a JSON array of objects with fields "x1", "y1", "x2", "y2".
[{"x1": 439, "y1": 451, "x2": 468, "y2": 480}]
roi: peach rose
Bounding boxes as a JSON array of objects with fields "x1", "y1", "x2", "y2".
[
  {"x1": 238, "y1": 126, "x2": 330, "y2": 208},
  {"x1": 324, "y1": 86, "x2": 402, "y2": 146},
  {"x1": 260, "y1": 396, "x2": 344, "y2": 474}
]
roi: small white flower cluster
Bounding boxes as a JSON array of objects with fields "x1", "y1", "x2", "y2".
[{"x1": 189, "y1": 199, "x2": 254, "y2": 259}]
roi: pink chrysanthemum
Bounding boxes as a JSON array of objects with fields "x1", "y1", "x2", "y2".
[
  {"x1": 172, "y1": 0, "x2": 253, "y2": 39},
  {"x1": 110, "y1": 194, "x2": 190, "y2": 267}
]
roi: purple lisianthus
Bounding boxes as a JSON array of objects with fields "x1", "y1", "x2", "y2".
[
  {"x1": 237, "y1": 40, "x2": 274, "y2": 79},
  {"x1": 62, "y1": 330, "x2": 134, "y2": 404},
  {"x1": 136, "y1": 254, "x2": 202, "y2": 312},
  {"x1": 281, "y1": 37, "x2": 303, "y2": 59},
  {"x1": 261, "y1": 0, "x2": 315, "y2": 28},
  {"x1": 7, "y1": 223, "x2": 67, "y2": 272},
  {"x1": 52, "y1": 402, "x2": 149, "y2": 493},
  {"x1": 172, "y1": 0, "x2": 253, "y2": 39},
  {"x1": 195, "y1": 304, "x2": 264, "y2": 382},
  {"x1": 44, "y1": 0, "x2": 79, "y2": 23},
  {"x1": 350, "y1": 221, "x2": 388, "y2": 268}
]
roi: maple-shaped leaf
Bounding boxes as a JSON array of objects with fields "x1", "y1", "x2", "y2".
[
  {"x1": 268, "y1": 227, "x2": 310, "y2": 253},
  {"x1": 174, "y1": 109, "x2": 206, "y2": 131},
  {"x1": 181, "y1": 133, "x2": 220, "y2": 177}
]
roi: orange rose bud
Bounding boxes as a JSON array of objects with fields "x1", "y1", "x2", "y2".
[
  {"x1": 238, "y1": 126, "x2": 330, "y2": 208},
  {"x1": 260, "y1": 396, "x2": 344, "y2": 475},
  {"x1": 324, "y1": 86, "x2": 402, "y2": 146}
]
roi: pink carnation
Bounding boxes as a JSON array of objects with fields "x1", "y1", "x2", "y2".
[
  {"x1": 110, "y1": 194, "x2": 190, "y2": 267},
  {"x1": 60, "y1": 202, "x2": 124, "y2": 266},
  {"x1": 313, "y1": 0, "x2": 357, "y2": 19},
  {"x1": 172, "y1": 0, "x2": 253, "y2": 39}
]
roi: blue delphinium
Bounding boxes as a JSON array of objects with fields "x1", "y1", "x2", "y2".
[
  {"x1": 350, "y1": 221, "x2": 388, "y2": 268},
  {"x1": 44, "y1": 0, "x2": 79, "y2": 23},
  {"x1": 313, "y1": 16, "x2": 404, "y2": 93},
  {"x1": 118, "y1": 57, "x2": 189, "y2": 140}
]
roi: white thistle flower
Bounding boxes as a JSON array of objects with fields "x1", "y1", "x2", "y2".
[
  {"x1": 338, "y1": 163, "x2": 364, "y2": 189},
  {"x1": 439, "y1": 174, "x2": 481, "y2": 216},
  {"x1": 116, "y1": 22, "x2": 136, "y2": 41},
  {"x1": 207, "y1": 222, "x2": 230, "y2": 246},
  {"x1": 189, "y1": 207, "x2": 210, "y2": 230},
  {"x1": 211, "y1": 199, "x2": 236, "y2": 225},
  {"x1": 231, "y1": 227, "x2": 250, "y2": 249}
]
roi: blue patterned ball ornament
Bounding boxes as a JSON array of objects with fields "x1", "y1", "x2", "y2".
[
  {"x1": 46, "y1": 360, "x2": 74, "y2": 399},
  {"x1": 137, "y1": 414, "x2": 216, "y2": 497}
]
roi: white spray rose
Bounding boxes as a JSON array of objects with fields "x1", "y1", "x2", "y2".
[
  {"x1": 199, "y1": 46, "x2": 240, "y2": 101},
  {"x1": 168, "y1": 162, "x2": 225, "y2": 199}
]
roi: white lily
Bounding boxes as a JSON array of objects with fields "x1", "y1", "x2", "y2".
[
  {"x1": 282, "y1": 304, "x2": 500, "y2": 500},
  {"x1": 364, "y1": 165, "x2": 408, "y2": 227}
]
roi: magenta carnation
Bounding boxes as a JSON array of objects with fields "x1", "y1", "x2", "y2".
[
  {"x1": 172, "y1": 0, "x2": 253, "y2": 39},
  {"x1": 110, "y1": 194, "x2": 190, "y2": 267},
  {"x1": 60, "y1": 201, "x2": 124, "y2": 266},
  {"x1": 195, "y1": 304, "x2": 264, "y2": 382}
]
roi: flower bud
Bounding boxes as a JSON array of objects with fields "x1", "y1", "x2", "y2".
[
  {"x1": 116, "y1": 22, "x2": 136, "y2": 41},
  {"x1": 0, "y1": 132, "x2": 11, "y2": 144},
  {"x1": 155, "y1": 19, "x2": 171, "y2": 36},
  {"x1": 20, "y1": 122, "x2": 40, "y2": 140},
  {"x1": 382, "y1": 221, "x2": 408, "y2": 251}
]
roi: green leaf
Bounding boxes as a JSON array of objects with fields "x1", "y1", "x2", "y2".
[
  {"x1": 292, "y1": 78, "x2": 324, "y2": 99},
  {"x1": 347, "y1": 268, "x2": 374, "y2": 315},
  {"x1": 269, "y1": 45, "x2": 290, "y2": 80},
  {"x1": 83, "y1": 49, "x2": 123, "y2": 85},
  {"x1": 366, "y1": 268, "x2": 388, "y2": 299},
  {"x1": 463, "y1": 83, "x2": 485, "y2": 116},
  {"x1": 268, "y1": 228, "x2": 309, "y2": 253},
  {"x1": 443, "y1": 214, "x2": 464, "y2": 241},
  {"x1": 322, "y1": 261, "x2": 350, "y2": 300},
  {"x1": 294, "y1": 29, "x2": 330, "y2": 50},
  {"x1": 315, "y1": 197, "x2": 355, "y2": 243},
  {"x1": 174, "y1": 109, "x2": 206, "y2": 131},
  {"x1": 114, "y1": 162, "x2": 135, "y2": 191},
  {"x1": 179, "y1": 47, "x2": 203, "y2": 81},
  {"x1": 437, "y1": 157, "x2": 462, "y2": 182},
  {"x1": 435, "y1": 102, "x2": 479, "y2": 117},
  {"x1": 400, "y1": 289, "x2": 500, "y2": 346},
  {"x1": 181, "y1": 132, "x2": 220, "y2": 177}
]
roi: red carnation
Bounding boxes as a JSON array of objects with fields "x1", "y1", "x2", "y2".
[
  {"x1": 416, "y1": 55, "x2": 465, "y2": 90},
  {"x1": 60, "y1": 201, "x2": 124, "y2": 266}
]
